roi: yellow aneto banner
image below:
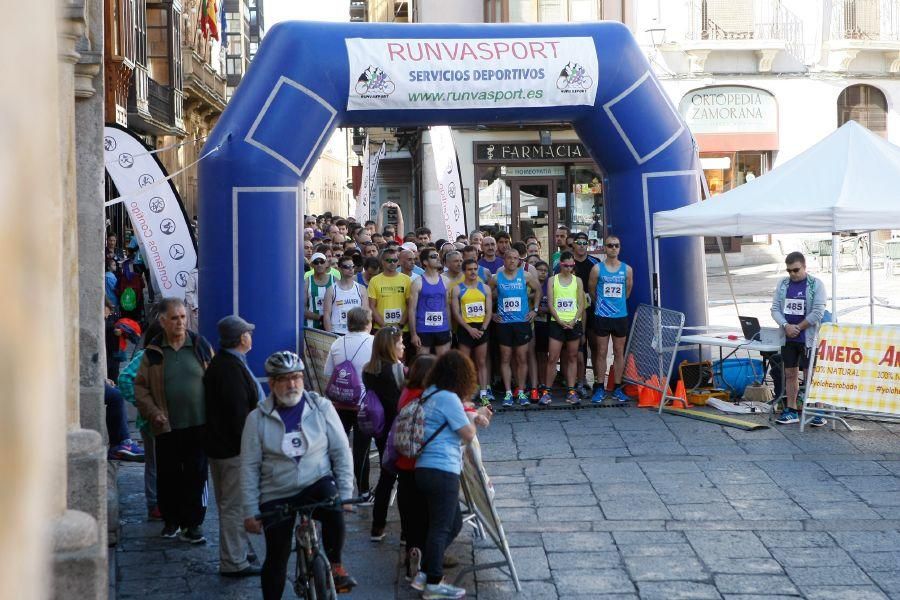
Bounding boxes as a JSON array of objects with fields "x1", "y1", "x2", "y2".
[{"x1": 806, "y1": 323, "x2": 900, "y2": 416}]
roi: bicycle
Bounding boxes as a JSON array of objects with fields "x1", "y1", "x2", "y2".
[{"x1": 257, "y1": 496, "x2": 365, "y2": 600}]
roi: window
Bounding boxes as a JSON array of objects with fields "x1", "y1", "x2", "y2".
[
  {"x1": 505, "y1": 0, "x2": 600, "y2": 23},
  {"x1": 226, "y1": 11, "x2": 240, "y2": 33},
  {"x1": 226, "y1": 33, "x2": 242, "y2": 55},
  {"x1": 700, "y1": 0, "x2": 753, "y2": 40},
  {"x1": 147, "y1": 5, "x2": 170, "y2": 84},
  {"x1": 226, "y1": 57, "x2": 243, "y2": 75},
  {"x1": 134, "y1": 0, "x2": 147, "y2": 64},
  {"x1": 484, "y1": 0, "x2": 503, "y2": 22},
  {"x1": 838, "y1": 84, "x2": 888, "y2": 137}
]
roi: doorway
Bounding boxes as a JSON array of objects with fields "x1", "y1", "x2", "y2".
[{"x1": 511, "y1": 179, "x2": 553, "y2": 263}]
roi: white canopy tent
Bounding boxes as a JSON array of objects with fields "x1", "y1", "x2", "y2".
[{"x1": 652, "y1": 121, "x2": 900, "y2": 323}]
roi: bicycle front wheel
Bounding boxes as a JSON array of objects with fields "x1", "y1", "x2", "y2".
[{"x1": 311, "y1": 554, "x2": 333, "y2": 600}]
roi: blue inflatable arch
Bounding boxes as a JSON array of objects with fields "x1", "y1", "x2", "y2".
[{"x1": 199, "y1": 21, "x2": 707, "y2": 375}]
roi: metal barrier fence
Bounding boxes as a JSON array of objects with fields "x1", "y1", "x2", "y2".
[
  {"x1": 622, "y1": 304, "x2": 685, "y2": 414},
  {"x1": 303, "y1": 327, "x2": 340, "y2": 396}
]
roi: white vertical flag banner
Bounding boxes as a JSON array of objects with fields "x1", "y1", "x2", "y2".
[
  {"x1": 355, "y1": 136, "x2": 371, "y2": 223},
  {"x1": 368, "y1": 142, "x2": 387, "y2": 220},
  {"x1": 430, "y1": 126, "x2": 466, "y2": 240},
  {"x1": 103, "y1": 125, "x2": 197, "y2": 299}
]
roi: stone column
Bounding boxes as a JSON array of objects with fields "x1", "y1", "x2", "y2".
[{"x1": 0, "y1": 1, "x2": 69, "y2": 598}]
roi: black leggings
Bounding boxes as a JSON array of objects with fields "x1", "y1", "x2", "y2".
[
  {"x1": 259, "y1": 477, "x2": 345, "y2": 600},
  {"x1": 338, "y1": 409, "x2": 372, "y2": 494}
]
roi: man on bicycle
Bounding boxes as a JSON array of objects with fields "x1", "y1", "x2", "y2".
[{"x1": 241, "y1": 351, "x2": 357, "y2": 598}]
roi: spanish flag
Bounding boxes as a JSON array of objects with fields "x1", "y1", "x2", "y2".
[{"x1": 200, "y1": 0, "x2": 219, "y2": 40}]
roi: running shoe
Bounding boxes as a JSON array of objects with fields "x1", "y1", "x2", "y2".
[
  {"x1": 517, "y1": 390, "x2": 530, "y2": 406},
  {"x1": 370, "y1": 528, "x2": 386, "y2": 542},
  {"x1": 147, "y1": 506, "x2": 162, "y2": 522},
  {"x1": 539, "y1": 390, "x2": 552, "y2": 406},
  {"x1": 160, "y1": 524, "x2": 178, "y2": 539},
  {"x1": 358, "y1": 491, "x2": 374, "y2": 506},
  {"x1": 530, "y1": 388, "x2": 540, "y2": 402},
  {"x1": 501, "y1": 392, "x2": 514, "y2": 407},
  {"x1": 565, "y1": 389, "x2": 581, "y2": 405},
  {"x1": 108, "y1": 439, "x2": 145, "y2": 462},
  {"x1": 576, "y1": 381, "x2": 591, "y2": 398},
  {"x1": 410, "y1": 571, "x2": 427, "y2": 592},
  {"x1": 179, "y1": 526, "x2": 206, "y2": 544},
  {"x1": 809, "y1": 416, "x2": 827, "y2": 427},
  {"x1": 478, "y1": 391, "x2": 492, "y2": 407},
  {"x1": 775, "y1": 408, "x2": 800, "y2": 425},
  {"x1": 332, "y1": 564, "x2": 358, "y2": 593},
  {"x1": 422, "y1": 582, "x2": 467, "y2": 599},
  {"x1": 612, "y1": 388, "x2": 630, "y2": 403},
  {"x1": 591, "y1": 386, "x2": 607, "y2": 404}
]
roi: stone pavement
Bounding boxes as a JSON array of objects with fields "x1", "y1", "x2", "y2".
[{"x1": 113, "y1": 404, "x2": 900, "y2": 599}]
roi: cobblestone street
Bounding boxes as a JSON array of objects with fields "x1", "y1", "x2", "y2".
[{"x1": 113, "y1": 403, "x2": 900, "y2": 599}]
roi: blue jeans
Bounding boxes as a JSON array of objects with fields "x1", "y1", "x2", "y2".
[
  {"x1": 415, "y1": 467, "x2": 462, "y2": 584},
  {"x1": 104, "y1": 383, "x2": 130, "y2": 446}
]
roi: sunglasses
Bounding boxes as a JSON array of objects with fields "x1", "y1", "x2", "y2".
[
  {"x1": 605, "y1": 243, "x2": 620, "y2": 248},
  {"x1": 339, "y1": 263, "x2": 354, "y2": 269},
  {"x1": 384, "y1": 258, "x2": 399, "y2": 264},
  {"x1": 560, "y1": 262, "x2": 575, "y2": 268},
  {"x1": 786, "y1": 267, "x2": 802, "y2": 274},
  {"x1": 574, "y1": 240, "x2": 589, "y2": 246},
  {"x1": 427, "y1": 254, "x2": 439, "y2": 260},
  {"x1": 312, "y1": 259, "x2": 325, "y2": 265}
]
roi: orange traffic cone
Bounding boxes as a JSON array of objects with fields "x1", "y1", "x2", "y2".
[
  {"x1": 637, "y1": 375, "x2": 662, "y2": 408},
  {"x1": 606, "y1": 369, "x2": 616, "y2": 392},
  {"x1": 670, "y1": 380, "x2": 692, "y2": 409},
  {"x1": 623, "y1": 354, "x2": 641, "y2": 397}
]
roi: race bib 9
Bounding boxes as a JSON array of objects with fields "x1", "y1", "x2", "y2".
[
  {"x1": 465, "y1": 302, "x2": 485, "y2": 319},
  {"x1": 425, "y1": 311, "x2": 444, "y2": 326},
  {"x1": 282, "y1": 431, "x2": 305, "y2": 458},
  {"x1": 384, "y1": 308, "x2": 402, "y2": 323},
  {"x1": 603, "y1": 283, "x2": 623, "y2": 298},
  {"x1": 784, "y1": 298, "x2": 805, "y2": 316},
  {"x1": 502, "y1": 297, "x2": 521, "y2": 313}
]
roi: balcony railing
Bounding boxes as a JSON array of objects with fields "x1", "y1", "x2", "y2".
[
  {"x1": 688, "y1": 0, "x2": 805, "y2": 63},
  {"x1": 148, "y1": 77, "x2": 173, "y2": 122},
  {"x1": 831, "y1": 0, "x2": 900, "y2": 41}
]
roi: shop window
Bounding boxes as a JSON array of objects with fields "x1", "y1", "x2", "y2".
[
  {"x1": 477, "y1": 166, "x2": 512, "y2": 232},
  {"x1": 506, "y1": 0, "x2": 600, "y2": 23},
  {"x1": 701, "y1": 151, "x2": 769, "y2": 252},
  {"x1": 570, "y1": 166, "x2": 604, "y2": 251},
  {"x1": 838, "y1": 84, "x2": 887, "y2": 137}
]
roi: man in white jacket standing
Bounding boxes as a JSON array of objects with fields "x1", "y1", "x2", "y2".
[{"x1": 241, "y1": 351, "x2": 357, "y2": 598}]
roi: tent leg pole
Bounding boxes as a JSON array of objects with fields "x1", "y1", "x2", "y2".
[
  {"x1": 869, "y1": 233, "x2": 875, "y2": 324},
  {"x1": 832, "y1": 233, "x2": 839, "y2": 322},
  {"x1": 653, "y1": 237, "x2": 661, "y2": 308}
]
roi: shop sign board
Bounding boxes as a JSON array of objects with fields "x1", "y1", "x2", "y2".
[
  {"x1": 679, "y1": 86, "x2": 777, "y2": 135},
  {"x1": 503, "y1": 166, "x2": 566, "y2": 177},
  {"x1": 806, "y1": 323, "x2": 900, "y2": 417},
  {"x1": 475, "y1": 141, "x2": 588, "y2": 163},
  {"x1": 346, "y1": 37, "x2": 598, "y2": 111}
]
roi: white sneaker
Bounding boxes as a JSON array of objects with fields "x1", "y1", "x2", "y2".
[
  {"x1": 422, "y1": 581, "x2": 466, "y2": 599},
  {"x1": 410, "y1": 571, "x2": 427, "y2": 591}
]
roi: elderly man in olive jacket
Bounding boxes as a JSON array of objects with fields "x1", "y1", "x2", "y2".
[
  {"x1": 203, "y1": 315, "x2": 264, "y2": 577},
  {"x1": 135, "y1": 297, "x2": 213, "y2": 544}
]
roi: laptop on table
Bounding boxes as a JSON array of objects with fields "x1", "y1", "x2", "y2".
[{"x1": 739, "y1": 316, "x2": 785, "y2": 346}]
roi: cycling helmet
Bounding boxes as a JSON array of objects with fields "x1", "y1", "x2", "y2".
[{"x1": 264, "y1": 351, "x2": 304, "y2": 376}]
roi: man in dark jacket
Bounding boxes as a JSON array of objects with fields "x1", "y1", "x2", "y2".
[
  {"x1": 135, "y1": 297, "x2": 213, "y2": 543},
  {"x1": 204, "y1": 315, "x2": 263, "y2": 577}
]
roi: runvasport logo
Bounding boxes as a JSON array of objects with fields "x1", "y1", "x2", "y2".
[
  {"x1": 556, "y1": 61, "x2": 593, "y2": 93},
  {"x1": 355, "y1": 66, "x2": 396, "y2": 98}
]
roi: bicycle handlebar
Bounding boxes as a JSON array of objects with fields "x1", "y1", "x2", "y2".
[{"x1": 255, "y1": 496, "x2": 369, "y2": 521}]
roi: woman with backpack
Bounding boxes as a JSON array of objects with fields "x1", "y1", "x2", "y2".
[
  {"x1": 413, "y1": 350, "x2": 491, "y2": 599},
  {"x1": 392, "y1": 354, "x2": 437, "y2": 582},
  {"x1": 362, "y1": 326, "x2": 405, "y2": 542},
  {"x1": 324, "y1": 307, "x2": 375, "y2": 503}
]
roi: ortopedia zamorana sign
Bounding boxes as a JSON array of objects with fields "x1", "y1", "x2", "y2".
[
  {"x1": 678, "y1": 86, "x2": 778, "y2": 135},
  {"x1": 806, "y1": 323, "x2": 900, "y2": 417},
  {"x1": 346, "y1": 37, "x2": 599, "y2": 111}
]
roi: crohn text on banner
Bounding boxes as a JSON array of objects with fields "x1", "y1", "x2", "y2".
[
  {"x1": 346, "y1": 37, "x2": 598, "y2": 111},
  {"x1": 429, "y1": 126, "x2": 466, "y2": 241},
  {"x1": 103, "y1": 125, "x2": 197, "y2": 299}
]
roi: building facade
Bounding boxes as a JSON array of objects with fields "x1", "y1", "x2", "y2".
[{"x1": 349, "y1": 0, "x2": 898, "y2": 259}]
